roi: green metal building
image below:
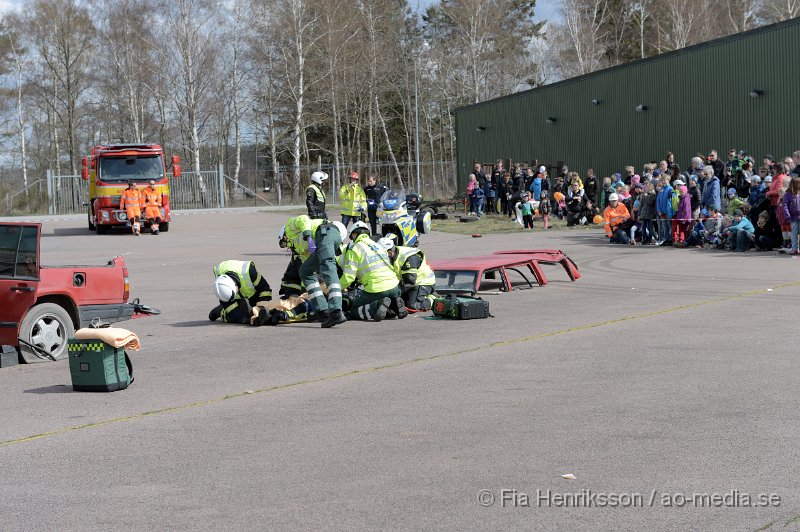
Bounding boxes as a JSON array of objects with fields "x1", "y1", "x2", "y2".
[{"x1": 454, "y1": 17, "x2": 800, "y2": 189}]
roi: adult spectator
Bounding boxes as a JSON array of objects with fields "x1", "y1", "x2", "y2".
[
  {"x1": 584, "y1": 168, "x2": 599, "y2": 205},
  {"x1": 499, "y1": 172, "x2": 513, "y2": 217},
  {"x1": 782, "y1": 156, "x2": 795, "y2": 177},
  {"x1": 473, "y1": 163, "x2": 486, "y2": 188},
  {"x1": 492, "y1": 161, "x2": 505, "y2": 191},
  {"x1": 700, "y1": 166, "x2": 721, "y2": 212},
  {"x1": 690, "y1": 156, "x2": 705, "y2": 183},
  {"x1": 603, "y1": 193, "x2": 631, "y2": 244},
  {"x1": 687, "y1": 176, "x2": 702, "y2": 219},
  {"x1": 565, "y1": 182, "x2": 586, "y2": 226},
  {"x1": 363, "y1": 175, "x2": 387, "y2": 236},
  {"x1": 638, "y1": 181, "x2": 657, "y2": 245},
  {"x1": 658, "y1": 160, "x2": 669, "y2": 176},
  {"x1": 766, "y1": 162, "x2": 788, "y2": 215},
  {"x1": 763, "y1": 154, "x2": 776, "y2": 174},
  {"x1": 735, "y1": 161, "x2": 754, "y2": 198},
  {"x1": 791, "y1": 150, "x2": 800, "y2": 177},
  {"x1": 666, "y1": 151, "x2": 676, "y2": 167},
  {"x1": 624, "y1": 165, "x2": 635, "y2": 185},
  {"x1": 707, "y1": 149, "x2": 725, "y2": 180}
]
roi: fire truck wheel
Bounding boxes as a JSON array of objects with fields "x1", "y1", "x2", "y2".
[{"x1": 19, "y1": 303, "x2": 75, "y2": 363}]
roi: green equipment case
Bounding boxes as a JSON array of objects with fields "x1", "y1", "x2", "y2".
[
  {"x1": 432, "y1": 294, "x2": 490, "y2": 320},
  {"x1": 68, "y1": 339, "x2": 133, "y2": 392}
]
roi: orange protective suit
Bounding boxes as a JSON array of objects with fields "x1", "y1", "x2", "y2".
[
  {"x1": 120, "y1": 188, "x2": 144, "y2": 234},
  {"x1": 603, "y1": 203, "x2": 630, "y2": 237},
  {"x1": 143, "y1": 188, "x2": 162, "y2": 220}
]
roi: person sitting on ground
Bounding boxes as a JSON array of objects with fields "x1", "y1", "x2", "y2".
[
  {"x1": 704, "y1": 206, "x2": 723, "y2": 247},
  {"x1": 603, "y1": 193, "x2": 631, "y2": 244},
  {"x1": 565, "y1": 182, "x2": 586, "y2": 226},
  {"x1": 724, "y1": 209, "x2": 755, "y2": 252},
  {"x1": 754, "y1": 211, "x2": 781, "y2": 251}
]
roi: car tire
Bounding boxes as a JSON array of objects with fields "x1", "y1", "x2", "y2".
[
  {"x1": 19, "y1": 303, "x2": 75, "y2": 363},
  {"x1": 160, "y1": 222, "x2": 169, "y2": 232}
]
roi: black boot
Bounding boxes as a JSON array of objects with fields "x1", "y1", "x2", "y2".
[
  {"x1": 251, "y1": 307, "x2": 269, "y2": 326},
  {"x1": 372, "y1": 298, "x2": 392, "y2": 322},
  {"x1": 394, "y1": 297, "x2": 408, "y2": 319},
  {"x1": 321, "y1": 309, "x2": 347, "y2": 328}
]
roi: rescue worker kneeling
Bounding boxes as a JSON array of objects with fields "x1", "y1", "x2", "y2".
[
  {"x1": 277, "y1": 215, "x2": 328, "y2": 298},
  {"x1": 209, "y1": 260, "x2": 273, "y2": 324},
  {"x1": 339, "y1": 221, "x2": 407, "y2": 322},
  {"x1": 379, "y1": 237, "x2": 436, "y2": 310}
]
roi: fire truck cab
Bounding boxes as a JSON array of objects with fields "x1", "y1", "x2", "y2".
[{"x1": 82, "y1": 144, "x2": 180, "y2": 234}]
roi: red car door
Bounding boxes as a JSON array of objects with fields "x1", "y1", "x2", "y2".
[{"x1": 0, "y1": 223, "x2": 40, "y2": 346}]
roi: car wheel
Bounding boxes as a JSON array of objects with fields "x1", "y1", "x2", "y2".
[
  {"x1": 19, "y1": 303, "x2": 75, "y2": 363},
  {"x1": 160, "y1": 222, "x2": 169, "y2": 232}
]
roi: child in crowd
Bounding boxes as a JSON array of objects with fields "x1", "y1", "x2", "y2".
[
  {"x1": 672, "y1": 185, "x2": 692, "y2": 247},
  {"x1": 724, "y1": 209, "x2": 755, "y2": 252},
  {"x1": 466, "y1": 174, "x2": 478, "y2": 215},
  {"x1": 749, "y1": 175, "x2": 765, "y2": 207},
  {"x1": 539, "y1": 190, "x2": 551, "y2": 229},
  {"x1": 780, "y1": 176, "x2": 800, "y2": 254},
  {"x1": 754, "y1": 211, "x2": 781, "y2": 250},
  {"x1": 639, "y1": 181, "x2": 657, "y2": 245},
  {"x1": 686, "y1": 209, "x2": 708, "y2": 248},
  {"x1": 725, "y1": 187, "x2": 744, "y2": 215},
  {"x1": 600, "y1": 177, "x2": 613, "y2": 210},
  {"x1": 688, "y1": 176, "x2": 702, "y2": 219},
  {"x1": 519, "y1": 192, "x2": 535, "y2": 229},
  {"x1": 471, "y1": 179, "x2": 485, "y2": 217},
  {"x1": 777, "y1": 177, "x2": 791, "y2": 249},
  {"x1": 704, "y1": 206, "x2": 723, "y2": 247},
  {"x1": 656, "y1": 178, "x2": 674, "y2": 245}
]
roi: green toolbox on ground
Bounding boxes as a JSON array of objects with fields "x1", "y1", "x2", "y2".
[
  {"x1": 68, "y1": 339, "x2": 133, "y2": 392},
  {"x1": 432, "y1": 294, "x2": 491, "y2": 320}
]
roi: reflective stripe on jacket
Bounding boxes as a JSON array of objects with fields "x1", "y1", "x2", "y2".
[
  {"x1": 120, "y1": 189, "x2": 143, "y2": 209},
  {"x1": 143, "y1": 188, "x2": 162, "y2": 207},
  {"x1": 339, "y1": 234, "x2": 399, "y2": 293},
  {"x1": 394, "y1": 246, "x2": 436, "y2": 286},
  {"x1": 339, "y1": 184, "x2": 367, "y2": 216},
  {"x1": 214, "y1": 260, "x2": 256, "y2": 298},
  {"x1": 285, "y1": 215, "x2": 326, "y2": 260},
  {"x1": 603, "y1": 203, "x2": 630, "y2": 236}
]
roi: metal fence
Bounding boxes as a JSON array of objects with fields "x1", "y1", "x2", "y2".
[{"x1": 2, "y1": 160, "x2": 457, "y2": 216}]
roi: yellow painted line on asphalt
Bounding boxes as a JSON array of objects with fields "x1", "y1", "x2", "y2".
[{"x1": 3, "y1": 280, "x2": 799, "y2": 448}]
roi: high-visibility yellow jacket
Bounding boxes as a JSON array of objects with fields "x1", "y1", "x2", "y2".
[
  {"x1": 603, "y1": 203, "x2": 630, "y2": 236},
  {"x1": 393, "y1": 246, "x2": 436, "y2": 288},
  {"x1": 213, "y1": 260, "x2": 271, "y2": 300},
  {"x1": 339, "y1": 234, "x2": 399, "y2": 293},
  {"x1": 285, "y1": 215, "x2": 325, "y2": 260},
  {"x1": 339, "y1": 183, "x2": 367, "y2": 216}
]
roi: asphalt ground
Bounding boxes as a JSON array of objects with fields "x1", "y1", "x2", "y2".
[{"x1": 1, "y1": 208, "x2": 799, "y2": 531}]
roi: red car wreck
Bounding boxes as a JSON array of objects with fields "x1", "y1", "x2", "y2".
[{"x1": 430, "y1": 250, "x2": 580, "y2": 295}]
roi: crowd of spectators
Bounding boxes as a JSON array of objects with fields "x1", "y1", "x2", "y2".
[{"x1": 466, "y1": 148, "x2": 800, "y2": 255}]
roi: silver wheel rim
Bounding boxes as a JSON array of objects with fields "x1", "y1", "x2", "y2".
[{"x1": 29, "y1": 314, "x2": 67, "y2": 358}]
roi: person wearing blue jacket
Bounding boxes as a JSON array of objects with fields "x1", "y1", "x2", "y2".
[
  {"x1": 529, "y1": 173, "x2": 542, "y2": 201},
  {"x1": 655, "y1": 178, "x2": 674, "y2": 245},
  {"x1": 724, "y1": 209, "x2": 755, "y2": 251},
  {"x1": 700, "y1": 167, "x2": 721, "y2": 211}
]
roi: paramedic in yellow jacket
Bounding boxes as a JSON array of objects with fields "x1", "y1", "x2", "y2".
[
  {"x1": 209, "y1": 260, "x2": 273, "y2": 324},
  {"x1": 379, "y1": 238, "x2": 436, "y2": 310},
  {"x1": 339, "y1": 171, "x2": 367, "y2": 228},
  {"x1": 278, "y1": 215, "x2": 326, "y2": 297},
  {"x1": 339, "y1": 221, "x2": 407, "y2": 322}
]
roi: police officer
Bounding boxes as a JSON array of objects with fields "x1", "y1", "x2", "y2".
[
  {"x1": 339, "y1": 222, "x2": 406, "y2": 322},
  {"x1": 209, "y1": 260, "x2": 273, "y2": 324},
  {"x1": 306, "y1": 171, "x2": 328, "y2": 219},
  {"x1": 363, "y1": 174, "x2": 387, "y2": 235},
  {"x1": 291, "y1": 216, "x2": 348, "y2": 328},
  {"x1": 339, "y1": 171, "x2": 367, "y2": 227},
  {"x1": 379, "y1": 238, "x2": 436, "y2": 310}
]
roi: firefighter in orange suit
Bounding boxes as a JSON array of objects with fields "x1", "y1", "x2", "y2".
[
  {"x1": 120, "y1": 181, "x2": 144, "y2": 235},
  {"x1": 143, "y1": 180, "x2": 163, "y2": 235}
]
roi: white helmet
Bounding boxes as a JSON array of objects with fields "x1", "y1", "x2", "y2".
[
  {"x1": 277, "y1": 225, "x2": 287, "y2": 247},
  {"x1": 311, "y1": 171, "x2": 328, "y2": 185},
  {"x1": 538, "y1": 165, "x2": 546, "y2": 173},
  {"x1": 331, "y1": 221, "x2": 348, "y2": 241},
  {"x1": 607, "y1": 193, "x2": 619, "y2": 202},
  {"x1": 213, "y1": 274, "x2": 238, "y2": 302},
  {"x1": 349, "y1": 220, "x2": 370, "y2": 238},
  {"x1": 378, "y1": 237, "x2": 395, "y2": 250}
]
